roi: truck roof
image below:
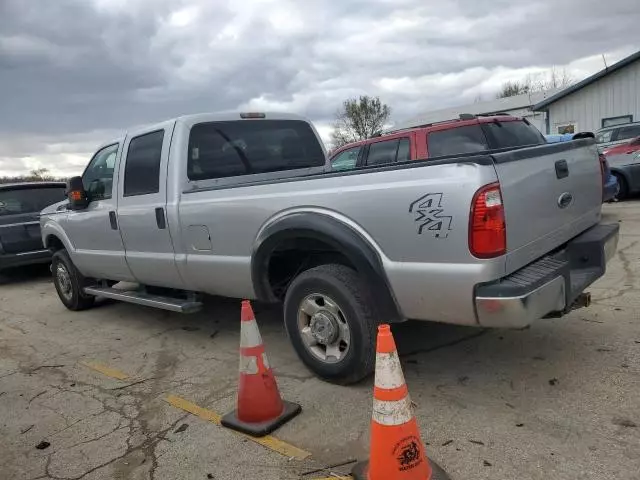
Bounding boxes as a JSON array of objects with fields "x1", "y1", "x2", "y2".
[{"x1": 94, "y1": 112, "x2": 316, "y2": 152}]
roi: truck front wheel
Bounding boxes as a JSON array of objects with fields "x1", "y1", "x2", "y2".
[
  {"x1": 52, "y1": 250, "x2": 95, "y2": 311},
  {"x1": 283, "y1": 264, "x2": 377, "y2": 385}
]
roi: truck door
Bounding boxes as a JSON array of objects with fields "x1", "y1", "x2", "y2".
[
  {"x1": 116, "y1": 121, "x2": 185, "y2": 289},
  {"x1": 64, "y1": 142, "x2": 134, "y2": 281}
]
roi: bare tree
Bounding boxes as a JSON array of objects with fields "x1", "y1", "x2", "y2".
[
  {"x1": 496, "y1": 80, "x2": 530, "y2": 98},
  {"x1": 330, "y1": 96, "x2": 391, "y2": 149},
  {"x1": 1, "y1": 168, "x2": 64, "y2": 184},
  {"x1": 497, "y1": 67, "x2": 574, "y2": 98},
  {"x1": 30, "y1": 168, "x2": 52, "y2": 180},
  {"x1": 541, "y1": 66, "x2": 574, "y2": 90}
]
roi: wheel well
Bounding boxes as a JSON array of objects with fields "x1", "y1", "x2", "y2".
[
  {"x1": 45, "y1": 235, "x2": 65, "y2": 252},
  {"x1": 267, "y1": 237, "x2": 355, "y2": 300},
  {"x1": 611, "y1": 169, "x2": 626, "y2": 180}
]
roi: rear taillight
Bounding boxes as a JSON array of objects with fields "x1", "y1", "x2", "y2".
[{"x1": 469, "y1": 182, "x2": 506, "y2": 258}]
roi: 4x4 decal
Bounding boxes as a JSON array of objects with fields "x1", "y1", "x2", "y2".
[{"x1": 409, "y1": 193, "x2": 453, "y2": 238}]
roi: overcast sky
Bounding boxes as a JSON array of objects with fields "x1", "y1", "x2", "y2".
[{"x1": 1, "y1": 0, "x2": 638, "y2": 176}]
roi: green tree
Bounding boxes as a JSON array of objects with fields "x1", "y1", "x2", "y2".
[{"x1": 330, "y1": 96, "x2": 391, "y2": 149}]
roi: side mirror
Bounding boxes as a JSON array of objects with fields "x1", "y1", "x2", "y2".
[{"x1": 66, "y1": 176, "x2": 89, "y2": 210}]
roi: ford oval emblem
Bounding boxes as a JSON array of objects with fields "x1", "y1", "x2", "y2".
[{"x1": 558, "y1": 192, "x2": 573, "y2": 209}]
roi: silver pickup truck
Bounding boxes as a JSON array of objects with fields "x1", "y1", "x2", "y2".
[{"x1": 41, "y1": 112, "x2": 619, "y2": 384}]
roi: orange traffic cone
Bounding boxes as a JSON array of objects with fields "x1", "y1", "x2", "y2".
[
  {"x1": 352, "y1": 325, "x2": 450, "y2": 480},
  {"x1": 221, "y1": 300, "x2": 301, "y2": 437}
]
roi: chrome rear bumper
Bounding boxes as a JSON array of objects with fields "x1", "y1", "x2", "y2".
[{"x1": 475, "y1": 223, "x2": 619, "y2": 328}]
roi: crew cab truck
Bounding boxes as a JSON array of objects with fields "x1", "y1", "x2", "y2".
[{"x1": 41, "y1": 112, "x2": 619, "y2": 384}]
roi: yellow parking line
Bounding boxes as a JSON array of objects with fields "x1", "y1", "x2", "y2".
[
  {"x1": 311, "y1": 477, "x2": 352, "y2": 479},
  {"x1": 164, "y1": 394, "x2": 311, "y2": 460},
  {"x1": 80, "y1": 361, "x2": 130, "y2": 381}
]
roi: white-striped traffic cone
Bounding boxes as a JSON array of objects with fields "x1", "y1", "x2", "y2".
[
  {"x1": 221, "y1": 300, "x2": 301, "y2": 437},
  {"x1": 352, "y1": 325, "x2": 450, "y2": 479}
]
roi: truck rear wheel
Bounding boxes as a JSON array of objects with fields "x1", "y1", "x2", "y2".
[
  {"x1": 52, "y1": 250, "x2": 95, "y2": 311},
  {"x1": 283, "y1": 264, "x2": 377, "y2": 385}
]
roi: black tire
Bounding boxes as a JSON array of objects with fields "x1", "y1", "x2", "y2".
[
  {"x1": 284, "y1": 264, "x2": 377, "y2": 385},
  {"x1": 614, "y1": 173, "x2": 629, "y2": 201},
  {"x1": 52, "y1": 249, "x2": 95, "y2": 311}
]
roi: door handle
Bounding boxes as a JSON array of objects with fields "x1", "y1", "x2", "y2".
[
  {"x1": 155, "y1": 207, "x2": 166, "y2": 229},
  {"x1": 108, "y1": 211, "x2": 118, "y2": 230},
  {"x1": 555, "y1": 159, "x2": 569, "y2": 179}
]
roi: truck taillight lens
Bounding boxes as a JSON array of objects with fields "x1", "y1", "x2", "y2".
[{"x1": 469, "y1": 183, "x2": 506, "y2": 258}]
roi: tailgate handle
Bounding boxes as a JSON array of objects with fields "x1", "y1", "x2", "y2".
[
  {"x1": 155, "y1": 207, "x2": 166, "y2": 230},
  {"x1": 555, "y1": 159, "x2": 569, "y2": 179}
]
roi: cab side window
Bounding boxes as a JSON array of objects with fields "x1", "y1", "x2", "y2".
[{"x1": 82, "y1": 143, "x2": 119, "y2": 200}]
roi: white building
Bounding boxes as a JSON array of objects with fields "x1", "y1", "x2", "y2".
[
  {"x1": 534, "y1": 50, "x2": 640, "y2": 134},
  {"x1": 393, "y1": 89, "x2": 560, "y2": 133}
]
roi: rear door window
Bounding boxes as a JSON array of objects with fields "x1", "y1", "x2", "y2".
[
  {"x1": 187, "y1": 120, "x2": 325, "y2": 180},
  {"x1": 427, "y1": 125, "x2": 489, "y2": 157},
  {"x1": 482, "y1": 120, "x2": 546, "y2": 149},
  {"x1": 0, "y1": 186, "x2": 66, "y2": 216},
  {"x1": 616, "y1": 124, "x2": 640, "y2": 142},
  {"x1": 367, "y1": 139, "x2": 399, "y2": 166},
  {"x1": 365, "y1": 137, "x2": 411, "y2": 166},
  {"x1": 396, "y1": 138, "x2": 411, "y2": 162},
  {"x1": 124, "y1": 130, "x2": 165, "y2": 196}
]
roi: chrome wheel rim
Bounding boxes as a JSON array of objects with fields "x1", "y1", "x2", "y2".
[
  {"x1": 297, "y1": 293, "x2": 351, "y2": 363},
  {"x1": 56, "y1": 264, "x2": 73, "y2": 301}
]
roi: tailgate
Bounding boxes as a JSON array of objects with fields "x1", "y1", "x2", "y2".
[
  {"x1": 0, "y1": 213, "x2": 43, "y2": 254},
  {"x1": 492, "y1": 139, "x2": 602, "y2": 274}
]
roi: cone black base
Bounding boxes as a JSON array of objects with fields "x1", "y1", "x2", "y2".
[
  {"x1": 352, "y1": 457, "x2": 451, "y2": 480},
  {"x1": 221, "y1": 401, "x2": 301, "y2": 437}
]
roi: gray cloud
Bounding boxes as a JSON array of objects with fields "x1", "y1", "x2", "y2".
[{"x1": 0, "y1": 0, "x2": 638, "y2": 175}]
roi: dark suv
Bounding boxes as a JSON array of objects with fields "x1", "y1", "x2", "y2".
[{"x1": 0, "y1": 182, "x2": 66, "y2": 270}]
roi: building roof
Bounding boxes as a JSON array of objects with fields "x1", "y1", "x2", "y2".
[
  {"x1": 533, "y1": 50, "x2": 640, "y2": 111},
  {"x1": 393, "y1": 89, "x2": 560, "y2": 131}
]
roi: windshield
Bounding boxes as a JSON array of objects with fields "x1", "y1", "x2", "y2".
[{"x1": 0, "y1": 186, "x2": 66, "y2": 216}]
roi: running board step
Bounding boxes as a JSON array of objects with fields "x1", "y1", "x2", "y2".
[{"x1": 83, "y1": 287, "x2": 202, "y2": 313}]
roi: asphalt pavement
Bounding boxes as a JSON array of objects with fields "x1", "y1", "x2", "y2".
[{"x1": 0, "y1": 202, "x2": 639, "y2": 480}]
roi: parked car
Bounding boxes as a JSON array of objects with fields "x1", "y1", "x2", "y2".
[
  {"x1": 544, "y1": 134, "x2": 619, "y2": 203},
  {"x1": 595, "y1": 121, "x2": 640, "y2": 151},
  {"x1": 604, "y1": 150, "x2": 640, "y2": 200},
  {"x1": 1, "y1": 182, "x2": 66, "y2": 271},
  {"x1": 602, "y1": 136, "x2": 640, "y2": 157},
  {"x1": 41, "y1": 112, "x2": 617, "y2": 384},
  {"x1": 330, "y1": 114, "x2": 548, "y2": 171}
]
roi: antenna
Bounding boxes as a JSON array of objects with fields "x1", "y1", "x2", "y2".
[{"x1": 602, "y1": 54, "x2": 608, "y2": 70}]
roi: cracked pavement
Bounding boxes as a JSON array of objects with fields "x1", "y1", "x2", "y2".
[{"x1": 1, "y1": 202, "x2": 640, "y2": 479}]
